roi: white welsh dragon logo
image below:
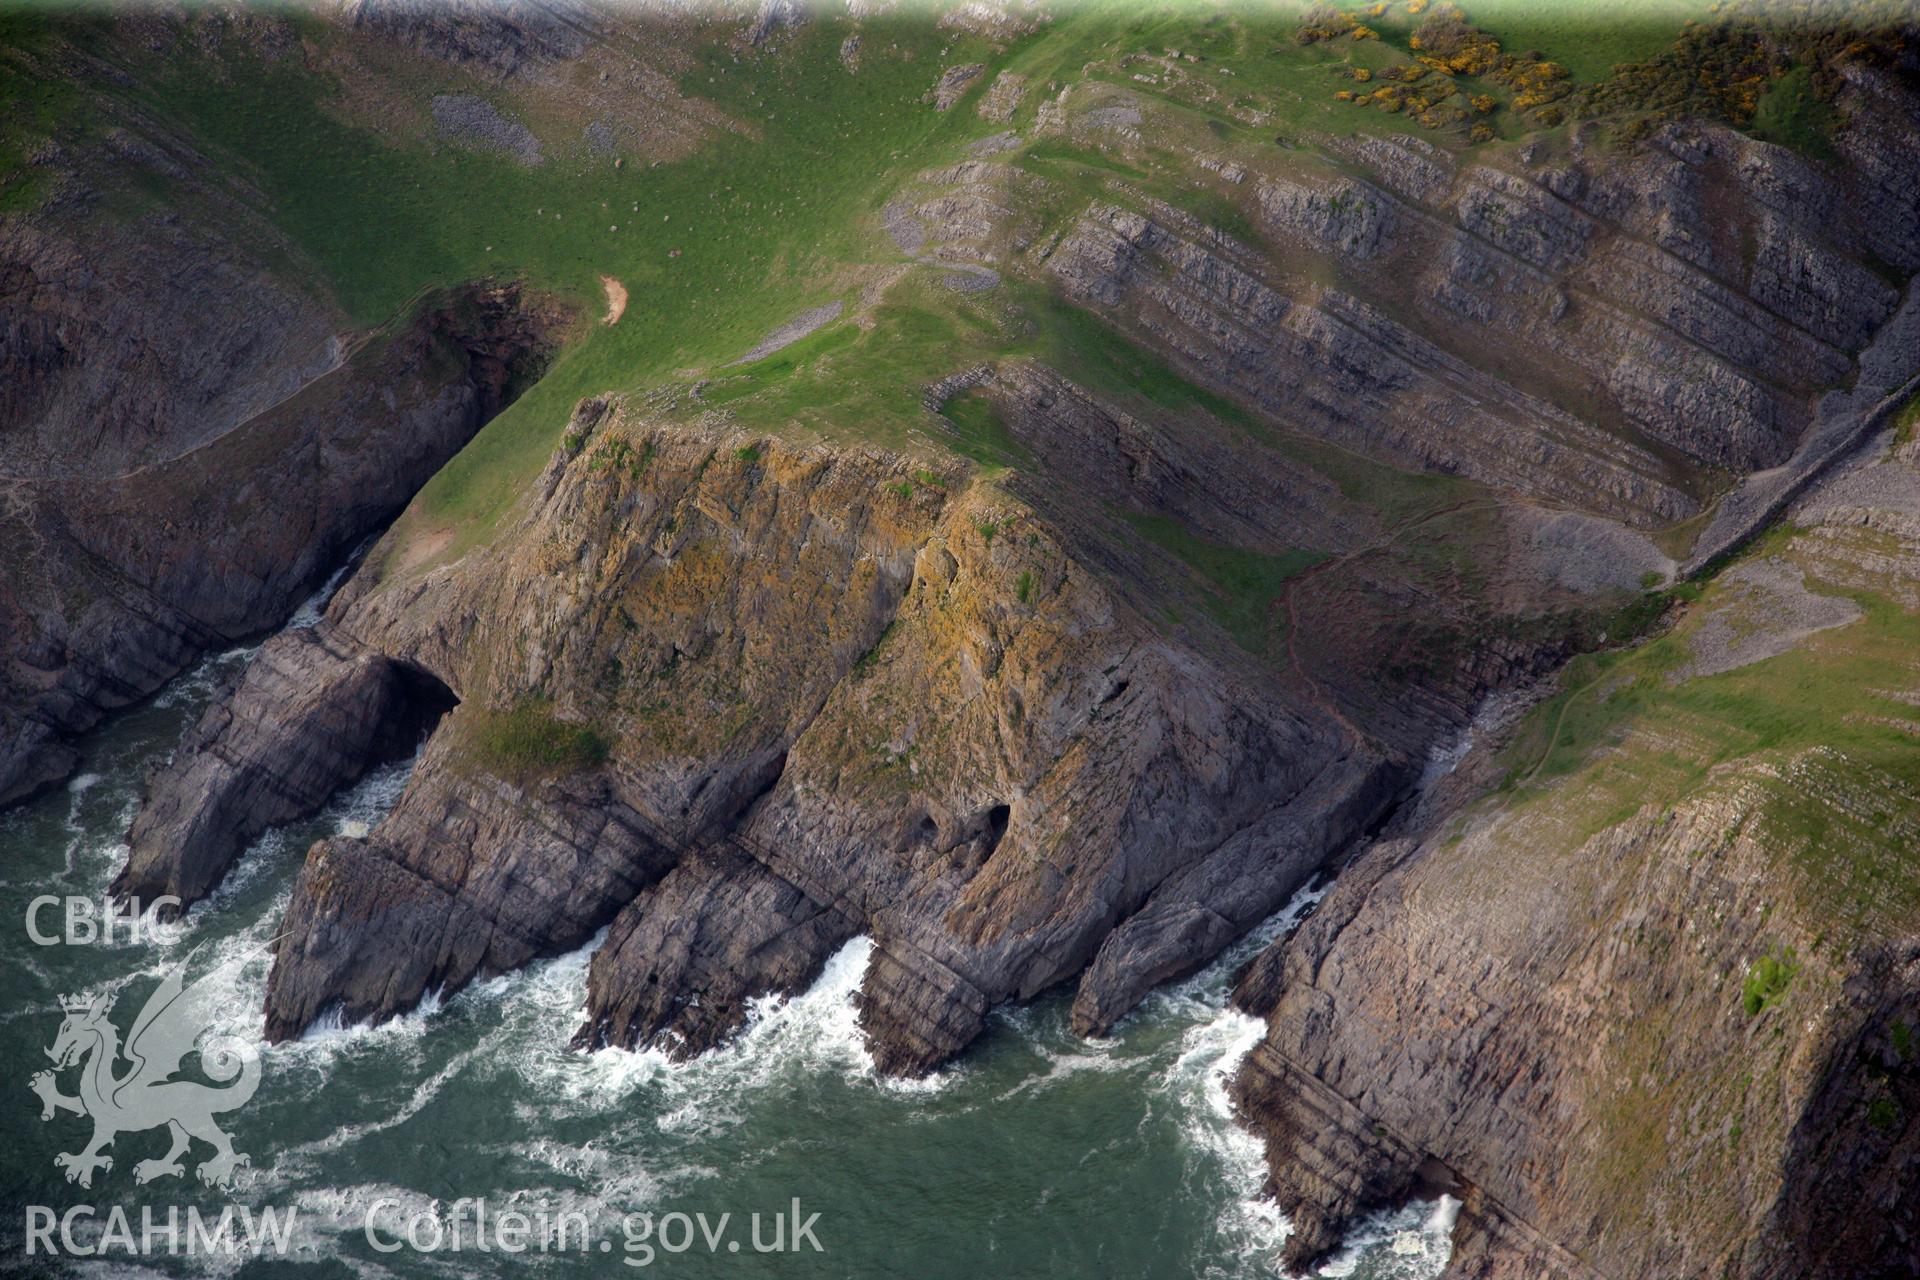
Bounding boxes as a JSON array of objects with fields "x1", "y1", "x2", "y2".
[{"x1": 31, "y1": 953, "x2": 261, "y2": 1189}]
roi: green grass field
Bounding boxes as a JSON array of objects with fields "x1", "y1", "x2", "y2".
[
  {"x1": 13, "y1": 0, "x2": 1840, "y2": 558},
  {"x1": 1465, "y1": 0, "x2": 1697, "y2": 82}
]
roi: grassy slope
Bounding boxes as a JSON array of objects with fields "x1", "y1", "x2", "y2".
[
  {"x1": 23, "y1": 0, "x2": 1812, "y2": 585},
  {"x1": 105, "y1": 13, "x2": 1014, "y2": 541},
  {"x1": 17, "y1": 1, "x2": 1620, "y2": 674},
  {"x1": 0, "y1": 9, "x2": 83, "y2": 213},
  {"x1": 1749, "y1": 62, "x2": 1840, "y2": 158},
  {"x1": 1466, "y1": 0, "x2": 1693, "y2": 81},
  {"x1": 1493, "y1": 521, "x2": 1920, "y2": 928}
]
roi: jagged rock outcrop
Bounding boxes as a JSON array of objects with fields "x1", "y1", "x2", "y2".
[
  {"x1": 265, "y1": 744, "x2": 675, "y2": 1041},
  {"x1": 259, "y1": 427, "x2": 948, "y2": 1040},
  {"x1": 129, "y1": 370, "x2": 1596, "y2": 1067},
  {"x1": 929, "y1": 63, "x2": 986, "y2": 110},
  {"x1": 1255, "y1": 174, "x2": 1396, "y2": 259},
  {"x1": 336, "y1": 0, "x2": 602, "y2": 80},
  {"x1": 236, "y1": 421, "x2": 1402, "y2": 1064}
]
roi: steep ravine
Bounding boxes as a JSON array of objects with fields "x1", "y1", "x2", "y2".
[{"x1": 0, "y1": 31, "x2": 571, "y2": 808}]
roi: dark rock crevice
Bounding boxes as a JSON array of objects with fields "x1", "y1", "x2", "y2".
[{"x1": 1765, "y1": 955, "x2": 1920, "y2": 1280}]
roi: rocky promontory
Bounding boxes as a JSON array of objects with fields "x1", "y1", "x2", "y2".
[
  {"x1": 131, "y1": 363, "x2": 1606, "y2": 1070},
  {"x1": 6, "y1": 4, "x2": 1919, "y2": 1276}
]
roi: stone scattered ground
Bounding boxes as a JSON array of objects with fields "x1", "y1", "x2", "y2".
[
  {"x1": 883, "y1": 200, "x2": 926, "y2": 255},
  {"x1": 1668, "y1": 557, "x2": 1863, "y2": 683},
  {"x1": 731, "y1": 300, "x2": 842, "y2": 363},
  {"x1": 1081, "y1": 102, "x2": 1143, "y2": 129},
  {"x1": 882, "y1": 197, "x2": 1001, "y2": 294},
  {"x1": 967, "y1": 130, "x2": 1022, "y2": 157},
  {"x1": 976, "y1": 72, "x2": 1027, "y2": 124},
  {"x1": 1511, "y1": 508, "x2": 1672, "y2": 593},
  {"x1": 1796, "y1": 433, "x2": 1920, "y2": 531},
  {"x1": 938, "y1": 263, "x2": 1001, "y2": 293},
  {"x1": 431, "y1": 93, "x2": 544, "y2": 166}
]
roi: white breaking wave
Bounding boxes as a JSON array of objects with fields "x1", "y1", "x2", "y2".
[
  {"x1": 1168, "y1": 1003, "x2": 1288, "y2": 1276},
  {"x1": 1144, "y1": 873, "x2": 1455, "y2": 1280},
  {"x1": 1313, "y1": 1196, "x2": 1461, "y2": 1279},
  {"x1": 202, "y1": 752, "x2": 417, "y2": 920},
  {"x1": 153, "y1": 645, "x2": 256, "y2": 709},
  {"x1": 525, "y1": 934, "x2": 953, "y2": 1126},
  {"x1": 288, "y1": 543, "x2": 369, "y2": 630},
  {"x1": 1150, "y1": 879, "x2": 1332, "y2": 1276},
  {"x1": 20, "y1": 624, "x2": 1456, "y2": 1280}
]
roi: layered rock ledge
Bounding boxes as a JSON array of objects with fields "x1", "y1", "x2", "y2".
[{"x1": 126, "y1": 384, "x2": 1587, "y2": 1074}]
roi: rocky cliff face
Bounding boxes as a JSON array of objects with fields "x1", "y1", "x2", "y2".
[
  {"x1": 213, "y1": 415, "x2": 1405, "y2": 1066},
  {"x1": 12, "y1": 5, "x2": 1920, "y2": 1277},
  {"x1": 0, "y1": 260, "x2": 556, "y2": 807},
  {"x1": 129, "y1": 363, "x2": 1609, "y2": 1072},
  {"x1": 112, "y1": 627, "x2": 457, "y2": 911},
  {"x1": 1231, "y1": 429, "x2": 1920, "y2": 1280},
  {"x1": 1022, "y1": 86, "x2": 1920, "y2": 527},
  {"x1": 0, "y1": 44, "x2": 569, "y2": 809},
  {"x1": 1210, "y1": 64, "x2": 1920, "y2": 1280}
]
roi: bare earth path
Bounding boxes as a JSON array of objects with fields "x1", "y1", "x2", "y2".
[{"x1": 601, "y1": 276, "x2": 628, "y2": 325}]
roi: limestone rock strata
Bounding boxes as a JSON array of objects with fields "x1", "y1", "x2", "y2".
[
  {"x1": 123, "y1": 396, "x2": 1551, "y2": 1070},
  {"x1": 1005, "y1": 94, "x2": 1920, "y2": 527},
  {"x1": 1230, "y1": 436, "x2": 1920, "y2": 1279},
  {"x1": 1236, "y1": 783, "x2": 1920, "y2": 1280},
  {"x1": 264, "y1": 744, "x2": 673, "y2": 1042},
  {"x1": 249, "y1": 423, "x2": 1397, "y2": 1069},
  {"x1": 0, "y1": 277, "x2": 554, "y2": 807},
  {"x1": 112, "y1": 627, "x2": 454, "y2": 912}
]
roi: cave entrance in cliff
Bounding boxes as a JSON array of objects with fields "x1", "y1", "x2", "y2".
[
  {"x1": 983, "y1": 803, "x2": 1011, "y2": 855},
  {"x1": 385, "y1": 660, "x2": 460, "y2": 758}
]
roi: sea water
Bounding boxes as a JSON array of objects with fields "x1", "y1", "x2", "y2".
[{"x1": 0, "y1": 644, "x2": 1453, "y2": 1279}]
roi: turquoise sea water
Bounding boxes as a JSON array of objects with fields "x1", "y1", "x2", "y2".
[{"x1": 0, "y1": 635, "x2": 1454, "y2": 1279}]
